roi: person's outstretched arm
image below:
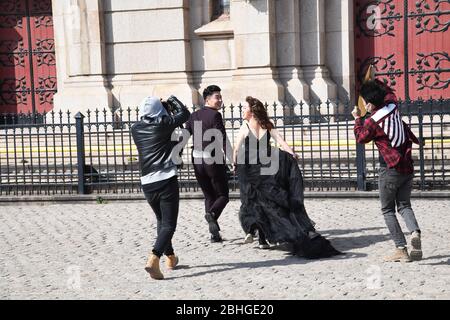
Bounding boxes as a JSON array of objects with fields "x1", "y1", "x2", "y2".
[
  {"x1": 353, "y1": 117, "x2": 379, "y2": 144},
  {"x1": 270, "y1": 128, "x2": 298, "y2": 158},
  {"x1": 352, "y1": 106, "x2": 377, "y2": 144},
  {"x1": 164, "y1": 95, "x2": 191, "y2": 129}
]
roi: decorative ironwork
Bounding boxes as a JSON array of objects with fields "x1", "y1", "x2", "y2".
[
  {"x1": 357, "y1": 54, "x2": 403, "y2": 87},
  {"x1": 0, "y1": 77, "x2": 28, "y2": 105},
  {"x1": 0, "y1": 0, "x2": 25, "y2": 14},
  {"x1": 2, "y1": 101, "x2": 450, "y2": 195},
  {"x1": 355, "y1": 0, "x2": 450, "y2": 100},
  {"x1": 410, "y1": 51, "x2": 450, "y2": 90},
  {"x1": 0, "y1": 39, "x2": 26, "y2": 67},
  {"x1": 34, "y1": 15, "x2": 53, "y2": 28},
  {"x1": 410, "y1": 0, "x2": 450, "y2": 34},
  {"x1": 35, "y1": 51, "x2": 55, "y2": 66},
  {"x1": 35, "y1": 76, "x2": 56, "y2": 105},
  {"x1": 34, "y1": 38, "x2": 54, "y2": 52},
  {"x1": 31, "y1": 0, "x2": 52, "y2": 13},
  {"x1": 356, "y1": 0, "x2": 402, "y2": 37},
  {"x1": 0, "y1": 15, "x2": 23, "y2": 28},
  {"x1": 0, "y1": 39, "x2": 21, "y2": 53},
  {"x1": 0, "y1": 0, "x2": 57, "y2": 115},
  {"x1": 34, "y1": 39, "x2": 55, "y2": 66}
]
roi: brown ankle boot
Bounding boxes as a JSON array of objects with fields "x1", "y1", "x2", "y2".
[
  {"x1": 383, "y1": 247, "x2": 412, "y2": 263},
  {"x1": 166, "y1": 255, "x2": 179, "y2": 269},
  {"x1": 145, "y1": 254, "x2": 164, "y2": 280}
]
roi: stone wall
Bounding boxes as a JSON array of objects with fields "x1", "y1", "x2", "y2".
[{"x1": 52, "y1": 0, "x2": 354, "y2": 113}]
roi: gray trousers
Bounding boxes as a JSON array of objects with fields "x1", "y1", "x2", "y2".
[{"x1": 378, "y1": 167, "x2": 421, "y2": 247}]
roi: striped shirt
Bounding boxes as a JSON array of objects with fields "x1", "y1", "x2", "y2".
[
  {"x1": 371, "y1": 103, "x2": 406, "y2": 148},
  {"x1": 354, "y1": 103, "x2": 420, "y2": 174}
]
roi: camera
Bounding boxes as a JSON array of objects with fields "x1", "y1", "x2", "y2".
[
  {"x1": 161, "y1": 100, "x2": 174, "y2": 114},
  {"x1": 162, "y1": 95, "x2": 183, "y2": 115}
]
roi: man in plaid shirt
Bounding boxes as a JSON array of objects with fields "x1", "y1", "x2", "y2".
[{"x1": 352, "y1": 80, "x2": 423, "y2": 262}]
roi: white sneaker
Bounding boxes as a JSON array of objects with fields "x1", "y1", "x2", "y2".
[
  {"x1": 244, "y1": 234, "x2": 254, "y2": 244},
  {"x1": 259, "y1": 244, "x2": 270, "y2": 249}
]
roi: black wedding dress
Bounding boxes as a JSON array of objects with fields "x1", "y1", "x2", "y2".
[{"x1": 237, "y1": 127, "x2": 342, "y2": 259}]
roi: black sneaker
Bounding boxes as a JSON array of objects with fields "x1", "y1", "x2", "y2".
[
  {"x1": 205, "y1": 212, "x2": 220, "y2": 237},
  {"x1": 258, "y1": 238, "x2": 270, "y2": 249}
]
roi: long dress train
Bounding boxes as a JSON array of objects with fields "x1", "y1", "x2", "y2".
[{"x1": 237, "y1": 129, "x2": 342, "y2": 259}]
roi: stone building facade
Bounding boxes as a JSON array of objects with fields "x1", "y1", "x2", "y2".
[{"x1": 52, "y1": 0, "x2": 354, "y2": 112}]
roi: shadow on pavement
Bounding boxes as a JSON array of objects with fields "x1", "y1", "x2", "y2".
[
  {"x1": 320, "y1": 227, "x2": 385, "y2": 236},
  {"x1": 169, "y1": 251, "x2": 367, "y2": 280},
  {"x1": 220, "y1": 227, "x2": 391, "y2": 257},
  {"x1": 419, "y1": 255, "x2": 450, "y2": 266},
  {"x1": 327, "y1": 234, "x2": 391, "y2": 251}
]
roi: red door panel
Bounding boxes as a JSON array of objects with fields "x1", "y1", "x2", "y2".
[
  {"x1": 0, "y1": 0, "x2": 56, "y2": 115},
  {"x1": 407, "y1": 0, "x2": 450, "y2": 100},
  {"x1": 0, "y1": 0, "x2": 28, "y2": 113},
  {"x1": 29, "y1": 0, "x2": 56, "y2": 114},
  {"x1": 355, "y1": 0, "x2": 450, "y2": 101}
]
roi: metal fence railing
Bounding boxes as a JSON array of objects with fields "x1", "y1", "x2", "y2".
[{"x1": 1, "y1": 98, "x2": 449, "y2": 196}]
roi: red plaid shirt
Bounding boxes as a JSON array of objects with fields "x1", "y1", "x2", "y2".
[{"x1": 354, "y1": 110, "x2": 420, "y2": 175}]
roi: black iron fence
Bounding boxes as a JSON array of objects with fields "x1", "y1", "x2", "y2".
[{"x1": 1, "y1": 98, "x2": 449, "y2": 196}]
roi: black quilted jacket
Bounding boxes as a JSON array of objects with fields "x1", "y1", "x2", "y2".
[{"x1": 131, "y1": 96, "x2": 190, "y2": 177}]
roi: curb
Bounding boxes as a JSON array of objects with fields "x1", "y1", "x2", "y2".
[{"x1": 0, "y1": 191, "x2": 448, "y2": 204}]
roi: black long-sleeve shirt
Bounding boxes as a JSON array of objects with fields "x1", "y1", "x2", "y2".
[{"x1": 185, "y1": 106, "x2": 230, "y2": 160}]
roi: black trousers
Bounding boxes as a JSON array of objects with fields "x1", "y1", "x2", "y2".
[
  {"x1": 193, "y1": 161, "x2": 229, "y2": 219},
  {"x1": 142, "y1": 176, "x2": 179, "y2": 258}
]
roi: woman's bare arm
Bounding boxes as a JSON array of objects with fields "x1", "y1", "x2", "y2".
[
  {"x1": 271, "y1": 128, "x2": 298, "y2": 158},
  {"x1": 233, "y1": 124, "x2": 249, "y2": 166}
]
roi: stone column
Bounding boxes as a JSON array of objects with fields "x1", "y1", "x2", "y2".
[
  {"x1": 52, "y1": 0, "x2": 112, "y2": 112},
  {"x1": 326, "y1": 0, "x2": 355, "y2": 103},
  {"x1": 300, "y1": 0, "x2": 337, "y2": 107},
  {"x1": 275, "y1": 0, "x2": 309, "y2": 104},
  {"x1": 230, "y1": 0, "x2": 284, "y2": 105}
]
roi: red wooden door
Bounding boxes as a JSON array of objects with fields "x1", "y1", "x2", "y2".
[
  {"x1": 0, "y1": 0, "x2": 56, "y2": 115},
  {"x1": 355, "y1": 0, "x2": 450, "y2": 101}
]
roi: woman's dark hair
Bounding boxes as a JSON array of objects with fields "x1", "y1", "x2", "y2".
[
  {"x1": 245, "y1": 96, "x2": 274, "y2": 130},
  {"x1": 359, "y1": 80, "x2": 389, "y2": 108},
  {"x1": 203, "y1": 85, "x2": 221, "y2": 100}
]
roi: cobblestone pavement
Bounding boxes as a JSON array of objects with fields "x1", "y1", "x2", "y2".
[{"x1": 1, "y1": 199, "x2": 449, "y2": 300}]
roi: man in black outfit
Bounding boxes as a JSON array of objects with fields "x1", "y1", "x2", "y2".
[
  {"x1": 131, "y1": 95, "x2": 190, "y2": 280},
  {"x1": 185, "y1": 85, "x2": 232, "y2": 242}
]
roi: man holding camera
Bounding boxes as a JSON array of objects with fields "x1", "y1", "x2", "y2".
[
  {"x1": 131, "y1": 95, "x2": 190, "y2": 280},
  {"x1": 185, "y1": 85, "x2": 233, "y2": 243},
  {"x1": 352, "y1": 80, "x2": 423, "y2": 263}
]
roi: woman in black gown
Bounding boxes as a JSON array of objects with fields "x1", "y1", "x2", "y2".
[{"x1": 232, "y1": 96, "x2": 341, "y2": 259}]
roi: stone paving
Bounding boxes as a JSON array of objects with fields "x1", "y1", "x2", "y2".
[{"x1": 1, "y1": 198, "x2": 449, "y2": 300}]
